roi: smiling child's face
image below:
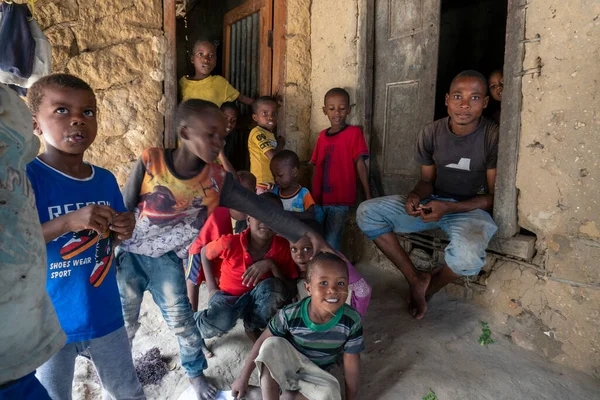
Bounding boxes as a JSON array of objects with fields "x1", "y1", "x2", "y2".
[{"x1": 306, "y1": 260, "x2": 349, "y2": 315}]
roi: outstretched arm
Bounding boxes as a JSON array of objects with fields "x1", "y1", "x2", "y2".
[{"x1": 237, "y1": 94, "x2": 254, "y2": 105}]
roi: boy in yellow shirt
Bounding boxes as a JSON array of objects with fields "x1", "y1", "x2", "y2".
[
  {"x1": 248, "y1": 96, "x2": 284, "y2": 193},
  {"x1": 179, "y1": 39, "x2": 253, "y2": 106}
]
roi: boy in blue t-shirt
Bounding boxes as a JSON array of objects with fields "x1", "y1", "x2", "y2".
[
  {"x1": 25, "y1": 74, "x2": 144, "y2": 400},
  {"x1": 270, "y1": 150, "x2": 316, "y2": 220}
]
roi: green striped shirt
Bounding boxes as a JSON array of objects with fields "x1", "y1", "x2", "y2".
[{"x1": 268, "y1": 297, "x2": 364, "y2": 369}]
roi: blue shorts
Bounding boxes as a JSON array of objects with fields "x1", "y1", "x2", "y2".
[{"x1": 356, "y1": 195, "x2": 497, "y2": 276}]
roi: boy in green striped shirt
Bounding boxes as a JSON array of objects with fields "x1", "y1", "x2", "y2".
[{"x1": 231, "y1": 253, "x2": 364, "y2": 400}]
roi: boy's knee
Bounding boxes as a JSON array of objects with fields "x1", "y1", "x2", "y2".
[
  {"x1": 197, "y1": 301, "x2": 238, "y2": 338},
  {"x1": 254, "y1": 277, "x2": 287, "y2": 298}
]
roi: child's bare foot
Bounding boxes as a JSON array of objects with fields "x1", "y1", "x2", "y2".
[
  {"x1": 406, "y1": 273, "x2": 431, "y2": 320},
  {"x1": 200, "y1": 339, "x2": 213, "y2": 358},
  {"x1": 190, "y1": 375, "x2": 217, "y2": 400}
]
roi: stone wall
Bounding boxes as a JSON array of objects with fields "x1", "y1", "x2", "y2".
[
  {"x1": 309, "y1": 0, "x2": 360, "y2": 148},
  {"x1": 36, "y1": 0, "x2": 166, "y2": 184},
  {"x1": 507, "y1": 0, "x2": 600, "y2": 376}
]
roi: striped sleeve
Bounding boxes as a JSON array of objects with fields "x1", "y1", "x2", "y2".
[
  {"x1": 343, "y1": 316, "x2": 365, "y2": 354},
  {"x1": 268, "y1": 308, "x2": 289, "y2": 337}
]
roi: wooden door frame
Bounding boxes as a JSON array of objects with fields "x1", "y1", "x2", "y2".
[
  {"x1": 359, "y1": 0, "x2": 526, "y2": 240},
  {"x1": 163, "y1": 0, "x2": 286, "y2": 148}
]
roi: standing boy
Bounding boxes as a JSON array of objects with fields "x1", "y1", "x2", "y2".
[
  {"x1": 231, "y1": 252, "x2": 364, "y2": 400},
  {"x1": 270, "y1": 149, "x2": 316, "y2": 220},
  {"x1": 25, "y1": 74, "x2": 144, "y2": 400},
  {"x1": 117, "y1": 99, "x2": 331, "y2": 400},
  {"x1": 180, "y1": 39, "x2": 253, "y2": 106},
  {"x1": 357, "y1": 70, "x2": 499, "y2": 320},
  {"x1": 248, "y1": 96, "x2": 284, "y2": 193},
  {"x1": 197, "y1": 193, "x2": 298, "y2": 344},
  {"x1": 311, "y1": 88, "x2": 372, "y2": 250}
]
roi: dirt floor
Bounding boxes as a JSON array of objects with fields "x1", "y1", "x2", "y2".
[{"x1": 72, "y1": 264, "x2": 600, "y2": 399}]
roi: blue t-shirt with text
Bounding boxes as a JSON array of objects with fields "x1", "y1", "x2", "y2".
[{"x1": 26, "y1": 158, "x2": 126, "y2": 343}]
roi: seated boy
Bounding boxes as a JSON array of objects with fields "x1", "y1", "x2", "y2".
[
  {"x1": 117, "y1": 99, "x2": 331, "y2": 400},
  {"x1": 180, "y1": 39, "x2": 253, "y2": 106},
  {"x1": 25, "y1": 74, "x2": 144, "y2": 399},
  {"x1": 248, "y1": 96, "x2": 284, "y2": 193},
  {"x1": 271, "y1": 150, "x2": 316, "y2": 220},
  {"x1": 290, "y1": 220, "x2": 371, "y2": 318},
  {"x1": 357, "y1": 70, "x2": 499, "y2": 320},
  {"x1": 196, "y1": 193, "x2": 298, "y2": 343},
  {"x1": 231, "y1": 252, "x2": 364, "y2": 400}
]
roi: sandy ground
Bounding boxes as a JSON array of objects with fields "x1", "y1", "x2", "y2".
[{"x1": 72, "y1": 264, "x2": 600, "y2": 400}]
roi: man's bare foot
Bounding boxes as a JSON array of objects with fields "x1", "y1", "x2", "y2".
[
  {"x1": 190, "y1": 375, "x2": 217, "y2": 400},
  {"x1": 200, "y1": 339, "x2": 213, "y2": 358},
  {"x1": 406, "y1": 273, "x2": 431, "y2": 320}
]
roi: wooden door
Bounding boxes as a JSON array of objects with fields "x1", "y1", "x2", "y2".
[
  {"x1": 371, "y1": 0, "x2": 441, "y2": 196},
  {"x1": 223, "y1": 0, "x2": 274, "y2": 114}
]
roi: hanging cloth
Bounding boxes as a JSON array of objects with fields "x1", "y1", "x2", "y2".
[
  {"x1": 0, "y1": 2, "x2": 35, "y2": 79},
  {"x1": 0, "y1": 2, "x2": 51, "y2": 89}
]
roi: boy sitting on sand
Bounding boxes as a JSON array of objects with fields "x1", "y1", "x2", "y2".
[{"x1": 232, "y1": 252, "x2": 364, "y2": 400}]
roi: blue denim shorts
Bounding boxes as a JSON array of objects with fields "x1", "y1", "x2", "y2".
[{"x1": 357, "y1": 195, "x2": 497, "y2": 276}]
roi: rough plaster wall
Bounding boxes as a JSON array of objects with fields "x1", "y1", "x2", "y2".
[
  {"x1": 37, "y1": 0, "x2": 166, "y2": 184},
  {"x1": 309, "y1": 0, "x2": 360, "y2": 150},
  {"x1": 510, "y1": 0, "x2": 600, "y2": 376},
  {"x1": 282, "y1": 0, "x2": 312, "y2": 162}
]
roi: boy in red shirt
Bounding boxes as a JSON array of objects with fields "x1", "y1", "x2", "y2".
[
  {"x1": 197, "y1": 193, "x2": 298, "y2": 344},
  {"x1": 311, "y1": 88, "x2": 372, "y2": 250}
]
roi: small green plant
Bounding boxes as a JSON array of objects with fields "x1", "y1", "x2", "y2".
[
  {"x1": 422, "y1": 390, "x2": 438, "y2": 400},
  {"x1": 479, "y1": 321, "x2": 496, "y2": 346}
]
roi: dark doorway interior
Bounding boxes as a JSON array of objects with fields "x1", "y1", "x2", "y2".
[
  {"x1": 434, "y1": 0, "x2": 507, "y2": 120},
  {"x1": 176, "y1": 0, "x2": 249, "y2": 169}
]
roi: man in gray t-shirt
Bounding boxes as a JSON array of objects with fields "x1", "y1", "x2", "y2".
[{"x1": 357, "y1": 70, "x2": 499, "y2": 320}]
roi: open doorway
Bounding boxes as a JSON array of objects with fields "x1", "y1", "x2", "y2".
[
  {"x1": 174, "y1": 0, "x2": 284, "y2": 170},
  {"x1": 434, "y1": 0, "x2": 507, "y2": 120}
]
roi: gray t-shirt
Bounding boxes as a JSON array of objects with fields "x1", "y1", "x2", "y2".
[
  {"x1": 416, "y1": 117, "x2": 499, "y2": 201},
  {"x1": 0, "y1": 85, "x2": 66, "y2": 384}
]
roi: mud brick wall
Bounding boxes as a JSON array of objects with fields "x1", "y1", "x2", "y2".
[{"x1": 36, "y1": 0, "x2": 166, "y2": 184}]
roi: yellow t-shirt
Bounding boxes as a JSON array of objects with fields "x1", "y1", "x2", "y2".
[
  {"x1": 248, "y1": 126, "x2": 277, "y2": 185},
  {"x1": 179, "y1": 75, "x2": 239, "y2": 106}
]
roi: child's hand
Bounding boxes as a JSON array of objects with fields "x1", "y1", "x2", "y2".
[
  {"x1": 231, "y1": 376, "x2": 249, "y2": 399},
  {"x1": 242, "y1": 259, "x2": 275, "y2": 287},
  {"x1": 66, "y1": 205, "x2": 116, "y2": 234},
  {"x1": 110, "y1": 212, "x2": 136, "y2": 240}
]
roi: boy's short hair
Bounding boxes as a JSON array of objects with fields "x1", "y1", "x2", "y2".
[
  {"x1": 192, "y1": 38, "x2": 217, "y2": 53},
  {"x1": 175, "y1": 99, "x2": 220, "y2": 129},
  {"x1": 27, "y1": 73, "x2": 94, "y2": 115},
  {"x1": 259, "y1": 191, "x2": 283, "y2": 208},
  {"x1": 324, "y1": 87, "x2": 350, "y2": 104},
  {"x1": 238, "y1": 170, "x2": 257, "y2": 189},
  {"x1": 221, "y1": 102, "x2": 239, "y2": 113},
  {"x1": 252, "y1": 96, "x2": 277, "y2": 114},
  {"x1": 306, "y1": 252, "x2": 348, "y2": 281},
  {"x1": 271, "y1": 149, "x2": 300, "y2": 169},
  {"x1": 449, "y1": 70, "x2": 488, "y2": 94}
]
